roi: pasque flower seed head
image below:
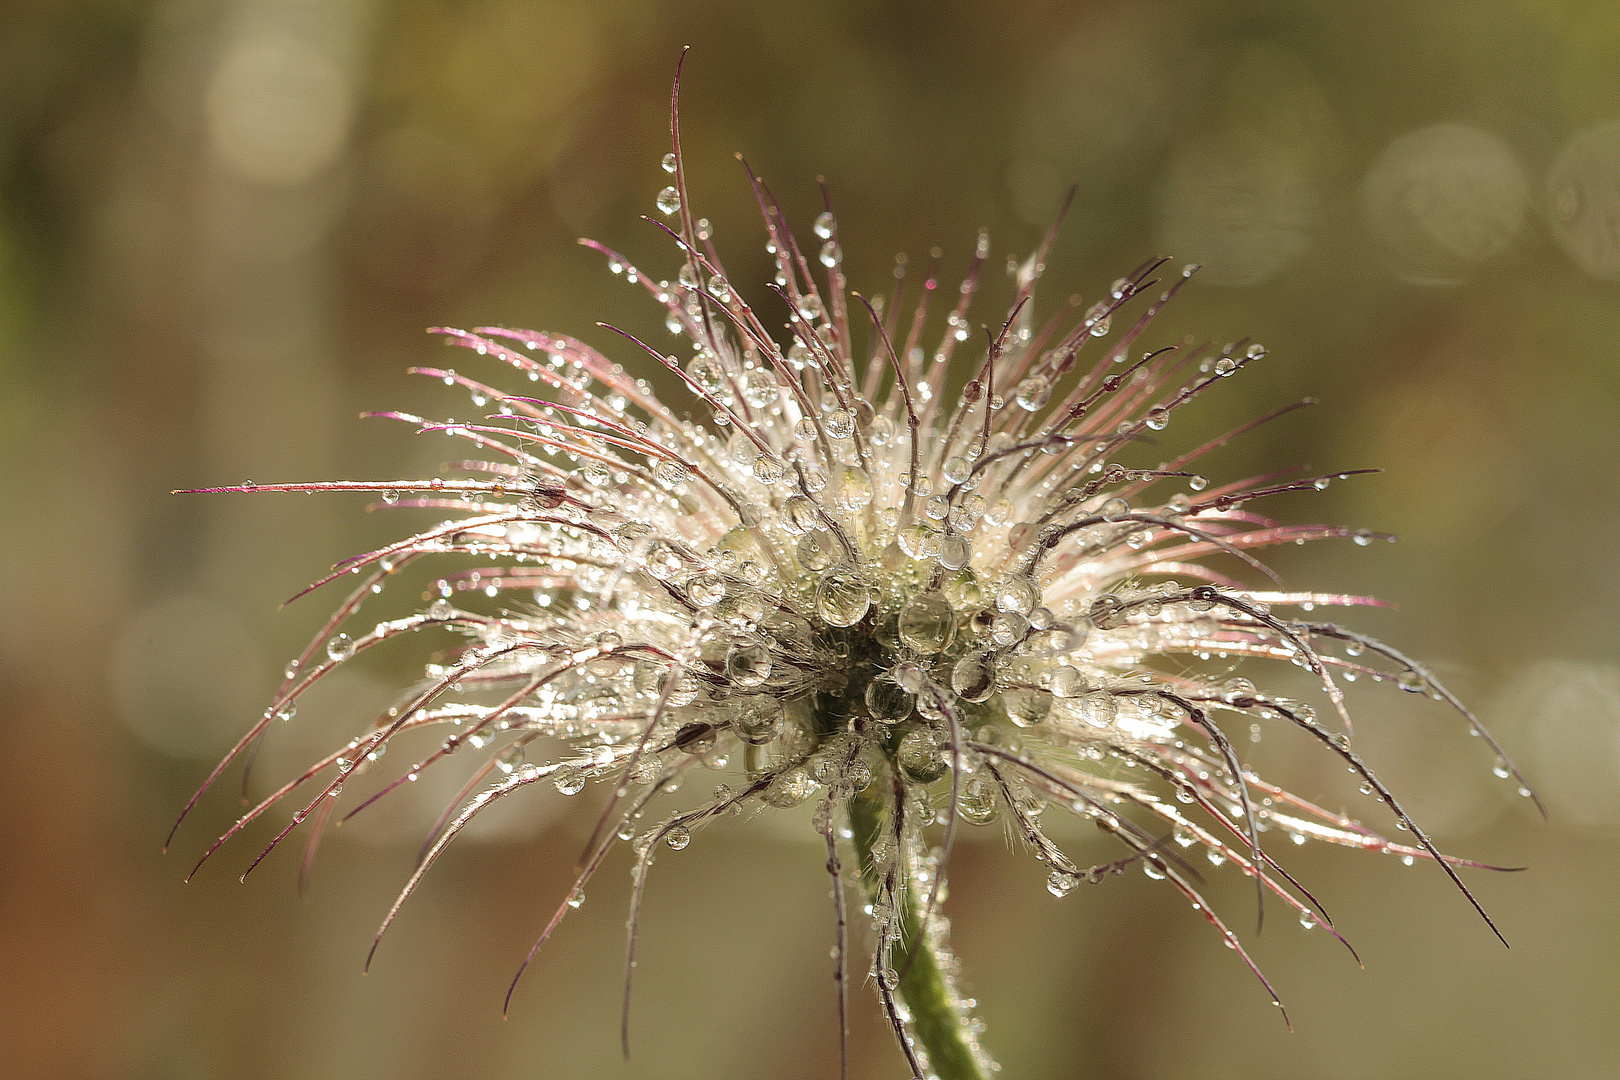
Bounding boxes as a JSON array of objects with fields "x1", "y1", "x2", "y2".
[{"x1": 172, "y1": 55, "x2": 1532, "y2": 1080}]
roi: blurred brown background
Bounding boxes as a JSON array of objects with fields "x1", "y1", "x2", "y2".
[{"x1": 3, "y1": 1, "x2": 1618, "y2": 1077}]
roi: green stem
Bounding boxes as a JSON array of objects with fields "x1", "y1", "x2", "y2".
[{"x1": 849, "y1": 792, "x2": 994, "y2": 1080}]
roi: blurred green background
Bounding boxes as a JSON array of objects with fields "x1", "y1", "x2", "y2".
[{"x1": 4, "y1": 1, "x2": 1618, "y2": 1077}]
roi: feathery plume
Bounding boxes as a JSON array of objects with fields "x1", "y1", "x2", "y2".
[{"x1": 174, "y1": 53, "x2": 1530, "y2": 1080}]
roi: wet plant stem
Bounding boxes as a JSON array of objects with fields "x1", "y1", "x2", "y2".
[{"x1": 850, "y1": 791, "x2": 993, "y2": 1080}]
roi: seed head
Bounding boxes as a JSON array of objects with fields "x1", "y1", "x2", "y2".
[{"x1": 174, "y1": 58, "x2": 1531, "y2": 1080}]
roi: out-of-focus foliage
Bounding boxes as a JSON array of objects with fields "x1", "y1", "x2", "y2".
[{"x1": 3, "y1": 2, "x2": 1617, "y2": 1078}]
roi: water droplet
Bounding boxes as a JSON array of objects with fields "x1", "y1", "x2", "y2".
[
  {"x1": 813, "y1": 211, "x2": 835, "y2": 240},
  {"x1": 997, "y1": 687, "x2": 1051, "y2": 731},
  {"x1": 951, "y1": 651, "x2": 997, "y2": 702},
  {"x1": 1222, "y1": 677, "x2": 1256, "y2": 704},
  {"x1": 995, "y1": 575, "x2": 1038, "y2": 616},
  {"x1": 326, "y1": 633, "x2": 354, "y2": 662},
  {"x1": 763, "y1": 766, "x2": 817, "y2": 808},
  {"x1": 1047, "y1": 667, "x2": 1084, "y2": 699},
  {"x1": 781, "y1": 494, "x2": 819, "y2": 535},
  {"x1": 824, "y1": 408, "x2": 855, "y2": 440},
  {"x1": 817, "y1": 567, "x2": 871, "y2": 626},
  {"x1": 752, "y1": 454, "x2": 784, "y2": 485},
  {"x1": 1099, "y1": 497, "x2": 1130, "y2": 522},
  {"x1": 897, "y1": 728, "x2": 946, "y2": 782},
  {"x1": 1145, "y1": 408, "x2": 1170, "y2": 431},
  {"x1": 819, "y1": 240, "x2": 842, "y2": 267},
  {"x1": 1078, "y1": 690, "x2": 1118, "y2": 727},
  {"x1": 665, "y1": 825, "x2": 691, "y2": 850},
  {"x1": 865, "y1": 679, "x2": 914, "y2": 724},
  {"x1": 661, "y1": 152, "x2": 677, "y2": 174},
  {"x1": 1397, "y1": 669, "x2": 1426, "y2": 693},
  {"x1": 1014, "y1": 376, "x2": 1051, "y2": 412},
  {"x1": 658, "y1": 668, "x2": 700, "y2": 707},
  {"x1": 733, "y1": 698, "x2": 783, "y2": 744},
  {"x1": 655, "y1": 459, "x2": 690, "y2": 486},
  {"x1": 831, "y1": 463, "x2": 872, "y2": 509},
  {"x1": 796, "y1": 530, "x2": 836, "y2": 572},
  {"x1": 937, "y1": 534, "x2": 971, "y2": 571},
  {"x1": 725, "y1": 641, "x2": 773, "y2": 687},
  {"x1": 899, "y1": 594, "x2": 956, "y2": 654},
  {"x1": 1047, "y1": 869, "x2": 1081, "y2": 897},
  {"x1": 957, "y1": 776, "x2": 999, "y2": 825},
  {"x1": 990, "y1": 611, "x2": 1029, "y2": 646},
  {"x1": 645, "y1": 538, "x2": 684, "y2": 579},
  {"x1": 555, "y1": 768, "x2": 587, "y2": 796}
]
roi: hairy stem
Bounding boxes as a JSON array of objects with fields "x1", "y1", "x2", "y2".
[{"x1": 850, "y1": 791, "x2": 994, "y2": 1080}]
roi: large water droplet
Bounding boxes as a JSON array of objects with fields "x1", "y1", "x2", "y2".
[
  {"x1": 782, "y1": 495, "x2": 819, "y2": 535},
  {"x1": 897, "y1": 729, "x2": 947, "y2": 783},
  {"x1": 832, "y1": 464, "x2": 873, "y2": 510},
  {"x1": 762, "y1": 766, "x2": 817, "y2": 808},
  {"x1": 797, "y1": 530, "x2": 836, "y2": 572},
  {"x1": 957, "y1": 776, "x2": 999, "y2": 825},
  {"x1": 951, "y1": 651, "x2": 997, "y2": 702},
  {"x1": 1078, "y1": 689, "x2": 1118, "y2": 727},
  {"x1": 687, "y1": 571, "x2": 726, "y2": 607},
  {"x1": 898, "y1": 595, "x2": 956, "y2": 654},
  {"x1": 865, "y1": 679, "x2": 914, "y2": 724},
  {"x1": 725, "y1": 640, "x2": 773, "y2": 687},
  {"x1": 816, "y1": 567, "x2": 871, "y2": 626},
  {"x1": 937, "y1": 534, "x2": 971, "y2": 571},
  {"x1": 995, "y1": 575, "x2": 1038, "y2": 616},
  {"x1": 733, "y1": 697, "x2": 782, "y2": 744},
  {"x1": 645, "y1": 538, "x2": 683, "y2": 580}
]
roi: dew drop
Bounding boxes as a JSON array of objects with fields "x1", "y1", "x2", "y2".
[
  {"x1": 816, "y1": 567, "x2": 871, "y2": 627},
  {"x1": 782, "y1": 495, "x2": 819, "y2": 535},
  {"x1": 937, "y1": 534, "x2": 971, "y2": 571},
  {"x1": 733, "y1": 698, "x2": 783, "y2": 744},
  {"x1": 951, "y1": 651, "x2": 997, "y2": 702},
  {"x1": 900, "y1": 725, "x2": 946, "y2": 786},
  {"x1": 1046, "y1": 667, "x2": 1084, "y2": 699},
  {"x1": 995, "y1": 575, "x2": 1038, "y2": 616},
  {"x1": 1078, "y1": 690, "x2": 1118, "y2": 727},
  {"x1": 898, "y1": 594, "x2": 956, "y2": 654},
  {"x1": 957, "y1": 776, "x2": 999, "y2": 825},
  {"x1": 725, "y1": 640, "x2": 773, "y2": 687},
  {"x1": 763, "y1": 766, "x2": 817, "y2": 808},
  {"x1": 326, "y1": 634, "x2": 354, "y2": 662},
  {"x1": 831, "y1": 463, "x2": 872, "y2": 509},
  {"x1": 865, "y1": 679, "x2": 914, "y2": 724}
]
